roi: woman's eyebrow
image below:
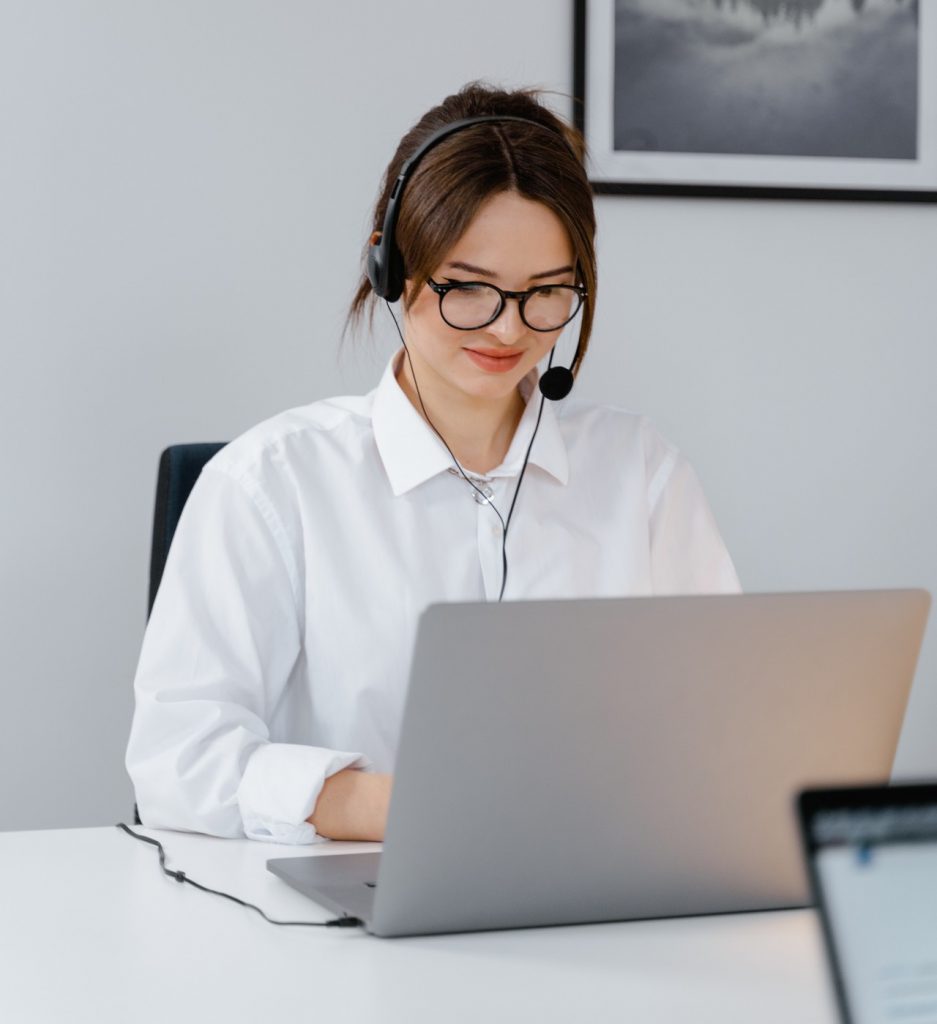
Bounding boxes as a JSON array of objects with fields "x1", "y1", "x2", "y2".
[
  {"x1": 530, "y1": 264, "x2": 575, "y2": 281},
  {"x1": 445, "y1": 261, "x2": 496, "y2": 277},
  {"x1": 445, "y1": 261, "x2": 575, "y2": 280}
]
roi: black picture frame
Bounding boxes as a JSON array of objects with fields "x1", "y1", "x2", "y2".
[{"x1": 572, "y1": 0, "x2": 937, "y2": 202}]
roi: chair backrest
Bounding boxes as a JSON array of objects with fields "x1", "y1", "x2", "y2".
[
  {"x1": 148, "y1": 442, "x2": 227, "y2": 617},
  {"x1": 136, "y1": 443, "x2": 226, "y2": 823}
]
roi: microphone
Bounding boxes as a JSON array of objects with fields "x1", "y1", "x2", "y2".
[{"x1": 538, "y1": 365, "x2": 574, "y2": 401}]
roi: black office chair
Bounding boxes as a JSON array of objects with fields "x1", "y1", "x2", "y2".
[
  {"x1": 147, "y1": 442, "x2": 228, "y2": 617},
  {"x1": 134, "y1": 442, "x2": 227, "y2": 824}
]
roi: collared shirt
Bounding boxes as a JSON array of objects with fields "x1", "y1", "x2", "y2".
[{"x1": 126, "y1": 352, "x2": 740, "y2": 844}]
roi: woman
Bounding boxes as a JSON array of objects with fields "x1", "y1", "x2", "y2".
[{"x1": 126, "y1": 83, "x2": 739, "y2": 846}]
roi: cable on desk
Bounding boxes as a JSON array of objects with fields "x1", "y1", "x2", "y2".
[{"x1": 116, "y1": 823, "x2": 363, "y2": 929}]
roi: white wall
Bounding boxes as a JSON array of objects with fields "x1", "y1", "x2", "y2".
[{"x1": 1, "y1": 1, "x2": 934, "y2": 832}]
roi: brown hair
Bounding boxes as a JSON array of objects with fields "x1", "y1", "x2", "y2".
[{"x1": 347, "y1": 82, "x2": 597, "y2": 376}]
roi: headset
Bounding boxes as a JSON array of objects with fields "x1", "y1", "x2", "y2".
[{"x1": 366, "y1": 114, "x2": 586, "y2": 402}]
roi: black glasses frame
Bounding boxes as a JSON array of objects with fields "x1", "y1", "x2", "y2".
[{"x1": 427, "y1": 278, "x2": 587, "y2": 333}]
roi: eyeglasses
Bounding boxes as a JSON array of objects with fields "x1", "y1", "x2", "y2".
[{"x1": 427, "y1": 278, "x2": 587, "y2": 333}]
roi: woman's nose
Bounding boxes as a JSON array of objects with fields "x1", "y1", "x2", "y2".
[{"x1": 485, "y1": 297, "x2": 527, "y2": 343}]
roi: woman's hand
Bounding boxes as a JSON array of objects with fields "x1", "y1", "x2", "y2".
[{"x1": 307, "y1": 769, "x2": 392, "y2": 841}]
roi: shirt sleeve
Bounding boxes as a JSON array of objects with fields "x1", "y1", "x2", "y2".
[
  {"x1": 125, "y1": 462, "x2": 368, "y2": 844},
  {"x1": 645, "y1": 427, "x2": 742, "y2": 596}
]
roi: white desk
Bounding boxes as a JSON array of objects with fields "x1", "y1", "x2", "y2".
[{"x1": 0, "y1": 825, "x2": 840, "y2": 1024}]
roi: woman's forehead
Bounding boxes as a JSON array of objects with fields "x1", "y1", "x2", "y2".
[{"x1": 441, "y1": 192, "x2": 574, "y2": 282}]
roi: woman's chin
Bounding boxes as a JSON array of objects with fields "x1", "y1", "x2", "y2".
[{"x1": 452, "y1": 371, "x2": 528, "y2": 404}]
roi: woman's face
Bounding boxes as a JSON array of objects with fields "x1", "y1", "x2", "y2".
[{"x1": 402, "y1": 190, "x2": 576, "y2": 405}]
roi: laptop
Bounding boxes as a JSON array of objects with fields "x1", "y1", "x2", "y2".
[
  {"x1": 798, "y1": 783, "x2": 937, "y2": 1024},
  {"x1": 268, "y1": 590, "x2": 930, "y2": 937}
]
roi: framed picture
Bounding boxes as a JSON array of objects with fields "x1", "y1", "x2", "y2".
[{"x1": 573, "y1": 0, "x2": 937, "y2": 200}]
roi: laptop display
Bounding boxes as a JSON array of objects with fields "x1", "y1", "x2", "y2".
[{"x1": 799, "y1": 784, "x2": 937, "y2": 1024}]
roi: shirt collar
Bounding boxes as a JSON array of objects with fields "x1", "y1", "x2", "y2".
[{"x1": 371, "y1": 350, "x2": 569, "y2": 497}]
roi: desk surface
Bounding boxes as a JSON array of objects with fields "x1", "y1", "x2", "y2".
[{"x1": 0, "y1": 825, "x2": 840, "y2": 1024}]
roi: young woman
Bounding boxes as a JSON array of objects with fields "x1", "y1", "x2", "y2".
[{"x1": 126, "y1": 83, "x2": 739, "y2": 846}]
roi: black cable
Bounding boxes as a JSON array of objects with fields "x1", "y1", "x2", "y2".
[
  {"x1": 500, "y1": 393, "x2": 546, "y2": 600},
  {"x1": 384, "y1": 301, "x2": 548, "y2": 602},
  {"x1": 116, "y1": 823, "x2": 363, "y2": 929}
]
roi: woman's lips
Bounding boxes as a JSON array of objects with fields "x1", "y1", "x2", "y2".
[{"x1": 464, "y1": 348, "x2": 524, "y2": 373}]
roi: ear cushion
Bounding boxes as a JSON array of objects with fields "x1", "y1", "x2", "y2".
[
  {"x1": 366, "y1": 242, "x2": 385, "y2": 296},
  {"x1": 367, "y1": 238, "x2": 404, "y2": 303}
]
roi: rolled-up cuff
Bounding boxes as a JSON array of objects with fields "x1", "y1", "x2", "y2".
[{"x1": 237, "y1": 742, "x2": 370, "y2": 844}]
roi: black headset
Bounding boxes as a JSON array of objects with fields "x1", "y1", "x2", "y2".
[{"x1": 366, "y1": 114, "x2": 585, "y2": 402}]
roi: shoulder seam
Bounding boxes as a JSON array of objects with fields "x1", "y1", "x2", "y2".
[
  {"x1": 217, "y1": 402, "x2": 370, "y2": 471},
  {"x1": 647, "y1": 447, "x2": 679, "y2": 514},
  {"x1": 202, "y1": 463, "x2": 304, "y2": 615}
]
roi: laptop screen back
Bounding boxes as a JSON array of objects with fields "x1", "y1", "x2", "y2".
[{"x1": 800, "y1": 785, "x2": 937, "y2": 1024}]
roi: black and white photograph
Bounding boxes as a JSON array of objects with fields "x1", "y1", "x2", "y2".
[{"x1": 576, "y1": 0, "x2": 937, "y2": 197}]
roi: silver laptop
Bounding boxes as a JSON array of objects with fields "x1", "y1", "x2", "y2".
[{"x1": 267, "y1": 590, "x2": 930, "y2": 937}]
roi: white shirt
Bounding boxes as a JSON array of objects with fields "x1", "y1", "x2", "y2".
[{"x1": 126, "y1": 352, "x2": 740, "y2": 844}]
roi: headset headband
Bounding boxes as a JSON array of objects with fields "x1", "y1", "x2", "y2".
[{"x1": 366, "y1": 115, "x2": 570, "y2": 303}]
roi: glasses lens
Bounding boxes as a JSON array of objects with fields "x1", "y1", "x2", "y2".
[
  {"x1": 440, "y1": 284, "x2": 502, "y2": 329},
  {"x1": 523, "y1": 286, "x2": 581, "y2": 331}
]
